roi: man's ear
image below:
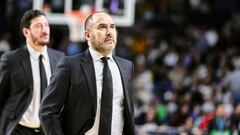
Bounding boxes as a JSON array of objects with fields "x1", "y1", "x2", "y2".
[
  {"x1": 84, "y1": 31, "x2": 91, "y2": 39},
  {"x1": 22, "y1": 28, "x2": 29, "y2": 37}
]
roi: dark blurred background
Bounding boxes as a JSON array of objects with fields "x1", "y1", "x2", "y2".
[{"x1": 1, "y1": 0, "x2": 240, "y2": 134}]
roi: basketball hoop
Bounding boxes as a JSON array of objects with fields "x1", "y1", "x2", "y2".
[
  {"x1": 64, "y1": 8, "x2": 95, "y2": 42},
  {"x1": 33, "y1": 0, "x2": 136, "y2": 42},
  {"x1": 65, "y1": 10, "x2": 94, "y2": 23}
]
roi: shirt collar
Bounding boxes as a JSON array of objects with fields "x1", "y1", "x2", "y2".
[
  {"x1": 27, "y1": 45, "x2": 48, "y2": 60},
  {"x1": 89, "y1": 48, "x2": 113, "y2": 62}
]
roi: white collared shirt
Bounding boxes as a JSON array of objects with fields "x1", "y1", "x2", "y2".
[
  {"x1": 85, "y1": 48, "x2": 124, "y2": 135},
  {"x1": 19, "y1": 45, "x2": 51, "y2": 128}
]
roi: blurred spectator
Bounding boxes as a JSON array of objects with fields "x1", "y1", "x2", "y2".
[
  {"x1": 155, "y1": 100, "x2": 168, "y2": 125},
  {"x1": 130, "y1": 33, "x2": 148, "y2": 56},
  {"x1": 66, "y1": 42, "x2": 81, "y2": 55},
  {"x1": 230, "y1": 105, "x2": 240, "y2": 134},
  {"x1": 135, "y1": 102, "x2": 158, "y2": 129},
  {"x1": 172, "y1": 103, "x2": 191, "y2": 127},
  {"x1": 0, "y1": 34, "x2": 10, "y2": 57},
  {"x1": 207, "y1": 103, "x2": 231, "y2": 135},
  {"x1": 179, "y1": 116, "x2": 202, "y2": 135},
  {"x1": 135, "y1": 103, "x2": 158, "y2": 135},
  {"x1": 199, "y1": 111, "x2": 214, "y2": 132},
  {"x1": 222, "y1": 53, "x2": 240, "y2": 105},
  {"x1": 133, "y1": 55, "x2": 154, "y2": 105}
]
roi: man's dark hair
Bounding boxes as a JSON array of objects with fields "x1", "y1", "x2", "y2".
[{"x1": 20, "y1": 9, "x2": 46, "y2": 30}]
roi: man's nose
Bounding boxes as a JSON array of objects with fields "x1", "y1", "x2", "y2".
[
  {"x1": 42, "y1": 25, "x2": 49, "y2": 32},
  {"x1": 42, "y1": 29, "x2": 49, "y2": 35},
  {"x1": 106, "y1": 30, "x2": 112, "y2": 36}
]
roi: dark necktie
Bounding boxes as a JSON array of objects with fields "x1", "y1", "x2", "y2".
[
  {"x1": 39, "y1": 54, "x2": 47, "y2": 98},
  {"x1": 99, "y1": 57, "x2": 113, "y2": 135}
]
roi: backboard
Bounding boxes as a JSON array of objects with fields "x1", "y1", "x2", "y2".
[{"x1": 33, "y1": 0, "x2": 136, "y2": 42}]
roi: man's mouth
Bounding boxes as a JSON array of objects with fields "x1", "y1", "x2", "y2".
[
  {"x1": 105, "y1": 38, "x2": 113, "y2": 42},
  {"x1": 41, "y1": 35, "x2": 49, "y2": 38}
]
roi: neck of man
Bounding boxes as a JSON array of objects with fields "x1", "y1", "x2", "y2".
[
  {"x1": 101, "y1": 51, "x2": 111, "y2": 57},
  {"x1": 28, "y1": 42, "x2": 46, "y2": 53},
  {"x1": 90, "y1": 46, "x2": 112, "y2": 57}
]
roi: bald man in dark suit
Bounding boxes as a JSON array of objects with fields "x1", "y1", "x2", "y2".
[{"x1": 39, "y1": 11, "x2": 135, "y2": 135}]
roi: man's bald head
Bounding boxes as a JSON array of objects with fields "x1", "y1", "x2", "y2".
[{"x1": 84, "y1": 11, "x2": 112, "y2": 31}]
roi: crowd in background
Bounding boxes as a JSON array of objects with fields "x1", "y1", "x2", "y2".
[
  {"x1": 129, "y1": 0, "x2": 240, "y2": 134},
  {"x1": 1, "y1": 0, "x2": 240, "y2": 134}
]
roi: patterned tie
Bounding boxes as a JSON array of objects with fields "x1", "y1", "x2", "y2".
[
  {"x1": 39, "y1": 54, "x2": 47, "y2": 98},
  {"x1": 99, "y1": 57, "x2": 113, "y2": 135}
]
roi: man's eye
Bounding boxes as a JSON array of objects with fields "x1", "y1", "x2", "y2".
[
  {"x1": 100, "y1": 26, "x2": 106, "y2": 29},
  {"x1": 35, "y1": 25, "x2": 42, "y2": 28}
]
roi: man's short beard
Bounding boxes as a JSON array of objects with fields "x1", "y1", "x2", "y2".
[
  {"x1": 31, "y1": 32, "x2": 49, "y2": 46},
  {"x1": 39, "y1": 41, "x2": 49, "y2": 46}
]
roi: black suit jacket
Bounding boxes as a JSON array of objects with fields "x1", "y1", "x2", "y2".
[
  {"x1": 39, "y1": 49, "x2": 135, "y2": 135},
  {"x1": 0, "y1": 46, "x2": 65, "y2": 135}
]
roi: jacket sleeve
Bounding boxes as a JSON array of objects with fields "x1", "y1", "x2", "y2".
[
  {"x1": 0, "y1": 53, "x2": 10, "y2": 111},
  {"x1": 130, "y1": 61, "x2": 135, "y2": 133},
  {"x1": 39, "y1": 57, "x2": 70, "y2": 135}
]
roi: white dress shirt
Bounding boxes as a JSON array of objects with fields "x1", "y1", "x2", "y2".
[
  {"x1": 19, "y1": 45, "x2": 51, "y2": 128},
  {"x1": 85, "y1": 48, "x2": 124, "y2": 135}
]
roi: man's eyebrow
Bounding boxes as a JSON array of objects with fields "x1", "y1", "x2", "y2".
[
  {"x1": 97, "y1": 23, "x2": 116, "y2": 26},
  {"x1": 32, "y1": 23, "x2": 41, "y2": 27},
  {"x1": 32, "y1": 22, "x2": 48, "y2": 26}
]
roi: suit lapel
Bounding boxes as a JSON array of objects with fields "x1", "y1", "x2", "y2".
[
  {"x1": 79, "y1": 51, "x2": 132, "y2": 116},
  {"x1": 19, "y1": 46, "x2": 33, "y2": 89},
  {"x1": 114, "y1": 56, "x2": 132, "y2": 113},
  {"x1": 80, "y1": 50, "x2": 97, "y2": 115}
]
